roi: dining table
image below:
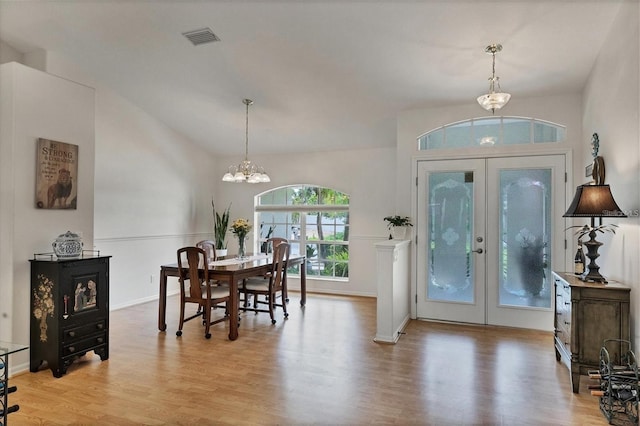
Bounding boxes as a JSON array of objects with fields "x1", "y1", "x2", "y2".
[{"x1": 157, "y1": 253, "x2": 306, "y2": 340}]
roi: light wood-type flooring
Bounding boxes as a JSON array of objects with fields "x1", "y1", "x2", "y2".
[{"x1": 10, "y1": 293, "x2": 607, "y2": 425}]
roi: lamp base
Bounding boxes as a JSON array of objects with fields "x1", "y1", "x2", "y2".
[
  {"x1": 579, "y1": 269, "x2": 608, "y2": 284},
  {"x1": 580, "y1": 229, "x2": 607, "y2": 283}
]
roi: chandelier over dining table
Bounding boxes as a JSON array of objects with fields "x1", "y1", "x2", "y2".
[{"x1": 222, "y1": 98, "x2": 270, "y2": 183}]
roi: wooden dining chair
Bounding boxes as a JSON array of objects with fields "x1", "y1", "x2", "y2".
[
  {"x1": 252, "y1": 237, "x2": 289, "y2": 305},
  {"x1": 240, "y1": 242, "x2": 290, "y2": 324},
  {"x1": 260, "y1": 237, "x2": 287, "y2": 254},
  {"x1": 196, "y1": 239, "x2": 230, "y2": 287},
  {"x1": 176, "y1": 246, "x2": 230, "y2": 339},
  {"x1": 196, "y1": 240, "x2": 217, "y2": 262}
]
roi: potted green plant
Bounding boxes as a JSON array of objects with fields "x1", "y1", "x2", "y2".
[
  {"x1": 383, "y1": 215, "x2": 413, "y2": 240},
  {"x1": 212, "y1": 201, "x2": 231, "y2": 256}
]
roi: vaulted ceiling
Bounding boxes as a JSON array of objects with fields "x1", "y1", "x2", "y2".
[{"x1": 0, "y1": 1, "x2": 623, "y2": 156}]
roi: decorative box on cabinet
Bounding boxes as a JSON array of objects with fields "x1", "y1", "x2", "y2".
[
  {"x1": 29, "y1": 255, "x2": 110, "y2": 378},
  {"x1": 553, "y1": 271, "x2": 630, "y2": 393}
]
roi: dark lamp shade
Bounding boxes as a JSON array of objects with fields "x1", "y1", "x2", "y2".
[{"x1": 563, "y1": 184, "x2": 627, "y2": 218}]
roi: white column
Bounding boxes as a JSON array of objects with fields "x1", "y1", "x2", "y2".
[{"x1": 374, "y1": 239, "x2": 410, "y2": 343}]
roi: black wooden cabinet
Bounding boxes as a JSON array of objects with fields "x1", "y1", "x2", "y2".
[
  {"x1": 29, "y1": 255, "x2": 110, "y2": 378},
  {"x1": 553, "y1": 271, "x2": 631, "y2": 393}
]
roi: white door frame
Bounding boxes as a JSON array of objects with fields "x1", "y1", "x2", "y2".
[{"x1": 410, "y1": 148, "x2": 573, "y2": 328}]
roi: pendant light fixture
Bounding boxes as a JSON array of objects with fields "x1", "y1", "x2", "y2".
[
  {"x1": 477, "y1": 43, "x2": 511, "y2": 114},
  {"x1": 222, "y1": 99, "x2": 270, "y2": 183}
]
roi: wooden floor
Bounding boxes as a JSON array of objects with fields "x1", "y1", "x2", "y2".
[{"x1": 10, "y1": 293, "x2": 607, "y2": 425}]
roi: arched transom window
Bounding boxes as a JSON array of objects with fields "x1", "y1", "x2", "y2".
[{"x1": 418, "y1": 116, "x2": 566, "y2": 150}]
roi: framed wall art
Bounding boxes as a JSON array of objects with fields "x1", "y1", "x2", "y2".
[{"x1": 35, "y1": 138, "x2": 78, "y2": 209}]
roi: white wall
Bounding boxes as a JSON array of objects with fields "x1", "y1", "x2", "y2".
[
  {"x1": 215, "y1": 146, "x2": 396, "y2": 297},
  {"x1": 0, "y1": 40, "x2": 23, "y2": 64},
  {"x1": 1, "y1": 44, "x2": 395, "y2": 341},
  {"x1": 582, "y1": 1, "x2": 640, "y2": 342},
  {"x1": 0, "y1": 52, "x2": 220, "y2": 375},
  {"x1": 0, "y1": 62, "x2": 95, "y2": 362},
  {"x1": 39, "y1": 52, "x2": 220, "y2": 310}
]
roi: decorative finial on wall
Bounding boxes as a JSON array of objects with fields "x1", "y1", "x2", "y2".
[
  {"x1": 591, "y1": 133, "x2": 600, "y2": 158},
  {"x1": 591, "y1": 133, "x2": 605, "y2": 184}
]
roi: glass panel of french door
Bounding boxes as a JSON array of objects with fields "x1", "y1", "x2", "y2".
[
  {"x1": 485, "y1": 155, "x2": 565, "y2": 330},
  {"x1": 416, "y1": 159, "x2": 486, "y2": 324}
]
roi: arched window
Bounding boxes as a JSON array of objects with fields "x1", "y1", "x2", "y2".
[
  {"x1": 255, "y1": 185, "x2": 349, "y2": 280},
  {"x1": 418, "y1": 116, "x2": 566, "y2": 150}
]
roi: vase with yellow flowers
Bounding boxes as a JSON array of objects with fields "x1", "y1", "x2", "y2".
[{"x1": 231, "y1": 218, "x2": 252, "y2": 259}]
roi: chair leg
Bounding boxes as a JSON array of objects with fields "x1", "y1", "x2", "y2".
[
  {"x1": 176, "y1": 297, "x2": 185, "y2": 337},
  {"x1": 268, "y1": 292, "x2": 276, "y2": 324},
  {"x1": 203, "y1": 302, "x2": 212, "y2": 339},
  {"x1": 282, "y1": 291, "x2": 289, "y2": 319}
]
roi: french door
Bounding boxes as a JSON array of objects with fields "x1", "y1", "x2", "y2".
[{"x1": 416, "y1": 155, "x2": 566, "y2": 330}]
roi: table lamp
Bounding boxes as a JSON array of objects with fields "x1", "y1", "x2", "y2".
[{"x1": 563, "y1": 184, "x2": 626, "y2": 283}]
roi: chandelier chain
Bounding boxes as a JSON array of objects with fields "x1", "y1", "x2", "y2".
[{"x1": 243, "y1": 98, "x2": 252, "y2": 161}]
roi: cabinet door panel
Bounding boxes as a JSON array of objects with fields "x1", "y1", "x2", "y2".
[{"x1": 578, "y1": 300, "x2": 621, "y2": 365}]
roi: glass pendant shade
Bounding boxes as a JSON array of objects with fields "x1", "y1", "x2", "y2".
[
  {"x1": 477, "y1": 86, "x2": 511, "y2": 112},
  {"x1": 222, "y1": 171, "x2": 234, "y2": 182},
  {"x1": 477, "y1": 44, "x2": 511, "y2": 113}
]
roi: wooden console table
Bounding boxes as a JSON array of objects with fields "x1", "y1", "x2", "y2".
[{"x1": 553, "y1": 271, "x2": 631, "y2": 393}]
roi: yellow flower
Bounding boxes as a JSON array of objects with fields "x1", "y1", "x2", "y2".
[{"x1": 231, "y1": 218, "x2": 252, "y2": 237}]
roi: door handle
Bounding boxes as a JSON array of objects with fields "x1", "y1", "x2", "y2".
[{"x1": 472, "y1": 248, "x2": 483, "y2": 254}]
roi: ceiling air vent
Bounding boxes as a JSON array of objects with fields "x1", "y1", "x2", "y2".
[{"x1": 182, "y1": 27, "x2": 220, "y2": 46}]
